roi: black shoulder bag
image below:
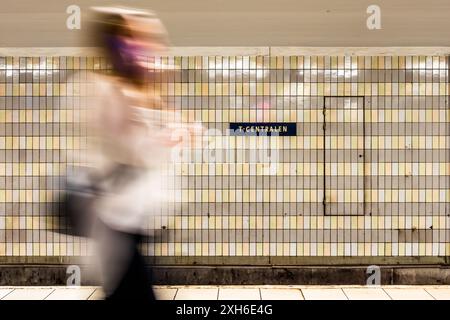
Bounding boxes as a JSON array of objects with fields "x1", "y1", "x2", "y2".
[{"x1": 57, "y1": 164, "x2": 135, "y2": 237}]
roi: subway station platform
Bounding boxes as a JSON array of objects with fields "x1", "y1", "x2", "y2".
[{"x1": 1, "y1": 285, "x2": 450, "y2": 300}]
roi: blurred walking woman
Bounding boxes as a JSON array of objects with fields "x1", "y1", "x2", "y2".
[{"x1": 85, "y1": 7, "x2": 177, "y2": 300}]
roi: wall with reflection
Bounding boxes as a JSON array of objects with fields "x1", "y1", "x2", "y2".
[{"x1": 0, "y1": 55, "x2": 448, "y2": 261}]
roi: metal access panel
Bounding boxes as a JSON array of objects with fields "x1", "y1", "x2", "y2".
[{"x1": 324, "y1": 97, "x2": 365, "y2": 215}]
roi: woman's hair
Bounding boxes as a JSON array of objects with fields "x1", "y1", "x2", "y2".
[{"x1": 89, "y1": 7, "x2": 160, "y2": 86}]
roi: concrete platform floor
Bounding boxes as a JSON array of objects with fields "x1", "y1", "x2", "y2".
[{"x1": 1, "y1": 285, "x2": 450, "y2": 300}]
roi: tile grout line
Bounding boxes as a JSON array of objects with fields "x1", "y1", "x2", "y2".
[
  {"x1": 299, "y1": 288, "x2": 306, "y2": 300},
  {"x1": 173, "y1": 288, "x2": 179, "y2": 301},
  {"x1": 86, "y1": 288, "x2": 98, "y2": 300},
  {"x1": 43, "y1": 288, "x2": 56, "y2": 300},
  {"x1": 381, "y1": 288, "x2": 393, "y2": 300},
  {"x1": 0, "y1": 289, "x2": 15, "y2": 300},
  {"x1": 423, "y1": 288, "x2": 437, "y2": 300},
  {"x1": 341, "y1": 288, "x2": 350, "y2": 300}
]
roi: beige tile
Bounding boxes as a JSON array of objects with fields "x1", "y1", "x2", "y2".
[
  {"x1": 0, "y1": 289, "x2": 13, "y2": 299},
  {"x1": 343, "y1": 288, "x2": 391, "y2": 300},
  {"x1": 45, "y1": 288, "x2": 97, "y2": 300},
  {"x1": 218, "y1": 288, "x2": 260, "y2": 300},
  {"x1": 2, "y1": 288, "x2": 54, "y2": 300},
  {"x1": 175, "y1": 288, "x2": 218, "y2": 300},
  {"x1": 87, "y1": 288, "x2": 105, "y2": 300},
  {"x1": 155, "y1": 288, "x2": 178, "y2": 300},
  {"x1": 383, "y1": 288, "x2": 434, "y2": 300},
  {"x1": 301, "y1": 288, "x2": 348, "y2": 300},
  {"x1": 425, "y1": 288, "x2": 450, "y2": 300},
  {"x1": 260, "y1": 289, "x2": 303, "y2": 300}
]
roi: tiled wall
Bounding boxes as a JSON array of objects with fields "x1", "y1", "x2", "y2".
[{"x1": 0, "y1": 55, "x2": 449, "y2": 261}]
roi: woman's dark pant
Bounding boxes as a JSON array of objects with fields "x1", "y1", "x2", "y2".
[{"x1": 99, "y1": 223, "x2": 155, "y2": 301}]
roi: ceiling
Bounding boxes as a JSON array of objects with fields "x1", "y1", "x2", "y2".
[{"x1": 1, "y1": 0, "x2": 450, "y2": 47}]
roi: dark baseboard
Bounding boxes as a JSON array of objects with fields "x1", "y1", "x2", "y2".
[{"x1": 1, "y1": 265, "x2": 450, "y2": 286}]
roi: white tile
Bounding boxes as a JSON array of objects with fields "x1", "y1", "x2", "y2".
[
  {"x1": 343, "y1": 288, "x2": 391, "y2": 300},
  {"x1": 45, "y1": 288, "x2": 96, "y2": 300},
  {"x1": 87, "y1": 288, "x2": 105, "y2": 300},
  {"x1": 260, "y1": 289, "x2": 303, "y2": 300},
  {"x1": 218, "y1": 288, "x2": 260, "y2": 300},
  {"x1": 155, "y1": 288, "x2": 178, "y2": 300},
  {"x1": 175, "y1": 288, "x2": 218, "y2": 300},
  {"x1": 0, "y1": 289, "x2": 13, "y2": 299},
  {"x1": 383, "y1": 288, "x2": 434, "y2": 300},
  {"x1": 425, "y1": 288, "x2": 450, "y2": 300},
  {"x1": 301, "y1": 288, "x2": 348, "y2": 300},
  {"x1": 2, "y1": 288, "x2": 54, "y2": 300}
]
